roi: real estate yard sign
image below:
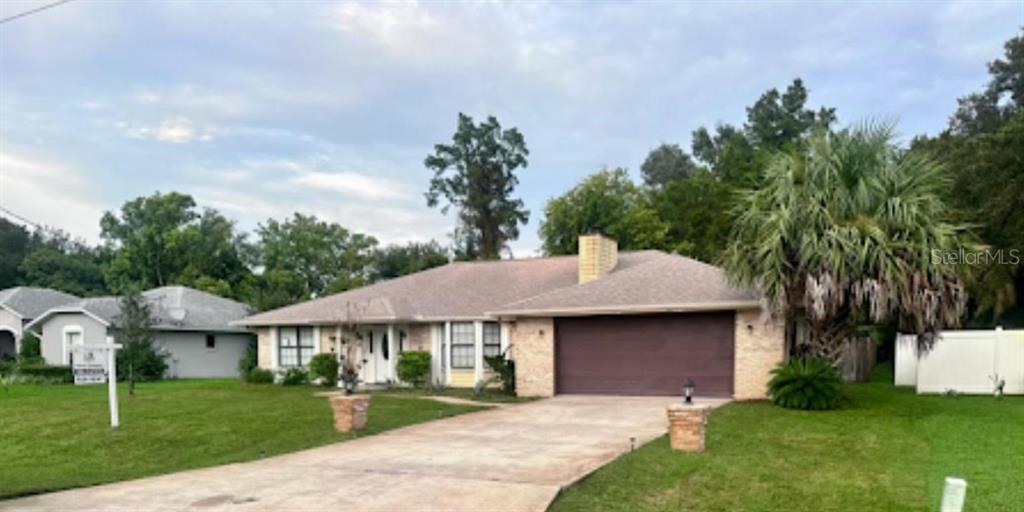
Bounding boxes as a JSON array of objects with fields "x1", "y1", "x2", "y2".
[
  {"x1": 70, "y1": 338, "x2": 122, "y2": 428},
  {"x1": 72, "y1": 345, "x2": 108, "y2": 384}
]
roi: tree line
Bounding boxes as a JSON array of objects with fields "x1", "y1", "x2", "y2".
[
  {"x1": 1, "y1": 32, "x2": 1019, "y2": 328},
  {"x1": 0, "y1": 205, "x2": 449, "y2": 312}
]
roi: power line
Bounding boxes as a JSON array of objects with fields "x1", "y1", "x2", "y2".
[
  {"x1": 0, "y1": 0, "x2": 74, "y2": 26},
  {"x1": 0, "y1": 205, "x2": 44, "y2": 230}
]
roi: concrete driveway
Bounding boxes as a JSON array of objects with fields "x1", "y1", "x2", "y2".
[{"x1": 4, "y1": 395, "x2": 726, "y2": 512}]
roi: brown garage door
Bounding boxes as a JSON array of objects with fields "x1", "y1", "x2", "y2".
[{"x1": 555, "y1": 312, "x2": 735, "y2": 396}]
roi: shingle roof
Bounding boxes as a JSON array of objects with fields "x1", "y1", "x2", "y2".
[
  {"x1": 238, "y1": 251, "x2": 758, "y2": 325},
  {"x1": 27, "y1": 286, "x2": 252, "y2": 333},
  {"x1": 488, "y1": 252, "x2": 759, "y2": 316},
  {"x1": 0, "y1": 287, "x2": 80, "y2": 320}
]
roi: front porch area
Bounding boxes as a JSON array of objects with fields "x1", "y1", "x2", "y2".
[{"x1": 258, "y1": 320, "x2": 510, "y2": 389}]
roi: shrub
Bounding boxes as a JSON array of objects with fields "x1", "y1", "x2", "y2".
[
  {"x1": 768, "y1": 358, "x2": 842, "y2": 410},
  {"x1": 238, "y1": 342, "x2": 258, "y2": 379},
  {"x1": 308, "y1": 353, "x2": 339, "y2": 387},
  {"x1": 16, "y1": 364, "x2": 74, "y2": 384},
  {"x1": 245, "y1": 368, "x2": 274, "y2": 384},
  {"x1": 396, "y1": 351, "x2": 431, "y2": 387},
  {"x1": 18, "y1": 334, "x2": 42, "y2": 362},
  {"x1": 484, "y1": 354, "x2": 515, "y2": 395},
  {"x1": 116, "y1": 346, "x2": 168, "y2": 382},
  {"x1": 279, "y1": 367, "x2": 308, "y2": 386},
  {"x1": 0, "y1": 361, "x2": 16, "y2": 377}
]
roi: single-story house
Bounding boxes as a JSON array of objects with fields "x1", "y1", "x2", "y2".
[
  {"x1": 0, "y1": 287, "x2": 81, "y2": 360},
  {"x1": 237, "y1": 233, "x2": 786, "y2": 399},
  {"x1": 26, "y1": 286, "x2": 256, "y2": 378}
]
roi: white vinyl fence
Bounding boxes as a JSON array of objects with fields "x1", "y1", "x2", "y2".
[{"x1": 895, "y1": 328, "x2": 1024, "y2": 395}]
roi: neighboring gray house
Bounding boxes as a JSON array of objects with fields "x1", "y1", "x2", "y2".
[
  {"x1": 26, "y1": 286, "x2": 256, "y2": 378},
  {"x1": 0, "y1": 287, "x2": 81, "y2": 360}
]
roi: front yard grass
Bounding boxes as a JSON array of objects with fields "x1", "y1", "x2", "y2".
[
  {"x1": 0, "y1": 379, "x2": 485, "y2": 499},
  {"x1": 551, "y1": 370, "x2": 1024, "y2": 512}
]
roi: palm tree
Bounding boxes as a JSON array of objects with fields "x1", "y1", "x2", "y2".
[{"x1": 723, "y1": 123, "x2": 972, "y2": 361}]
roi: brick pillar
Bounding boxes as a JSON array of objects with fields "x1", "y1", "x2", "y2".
[
  {"x1": 329, "y1": 395, "x2": 370, "y2": 433},
  {"x1": 666, "y1": 404, "x2": 711, "y2": 452}
]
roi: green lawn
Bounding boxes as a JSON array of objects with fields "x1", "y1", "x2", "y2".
[
  {"x1": 551, "y1": 373, "x2": 1024, "y2": 512},
  {"x1": 0, "y1": 379, "x2": 485, "y2": 499}
]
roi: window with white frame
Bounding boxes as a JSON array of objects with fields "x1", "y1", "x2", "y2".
[
  {"x1": 63, "y1": 326, "x2": 83, "y2": 364},
  {"x1": 483, "y1": 322, "x2": 501, "y2": 358},
  {"x1": 278, "y1": 326, "x2": 315, "y2": 367},
  {"x1": 450, "y1": 322, "x2": 475, "y2": 369}
]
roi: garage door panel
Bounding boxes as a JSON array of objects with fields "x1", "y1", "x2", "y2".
[{"x1": 556, "y1": 312, "x2": 734, "y2": 396}]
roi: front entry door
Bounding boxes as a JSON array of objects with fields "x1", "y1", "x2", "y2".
[{"x1": 358, "y1": 327, "x2": 390, "y2": 384}]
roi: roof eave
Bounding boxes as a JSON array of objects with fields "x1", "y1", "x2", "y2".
[
  {"x1": 233, "y1": 313, "x2": 497, "y2": 327},
  {"x1": 487, "y1": 300, "x2": 764, "y2": 318},
  {"x1": 0, "y1": 304, "x2": 24, "y2": 319},
  {"x1": 233, "y1": 316, "x2": 402, "y2": 327},
  {"x1": 23, "y1": 307, "x2": 112, "y2": 334}
]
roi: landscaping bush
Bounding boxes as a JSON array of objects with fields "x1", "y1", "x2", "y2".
[
  {"x1": 0, "y1": 361, "x2": 15, "y2": 377},
  {"x1": 245, "y1": 368, "x2": 274, "y2": 384},
  {"x1": 279, "y1": 367, "x2": 308, "y2": 386},
  {"x1": 18, "y1": 334, "x2": 42, "y2": 363},
  {"x1": 238, "y1": 342, "x2": 258, "y2": 379},
  {"x1": 768, "y1": 358, "x2": 842, "y2": 410},
  {"x1": 484, "y1": 354, "x2": 516, "y2": 395},
  {"x1": 116, "y1": 346, "x2": 168, "y2": 382},
  {"x1": 397, "y1": 351, "x2": 431, "y2": 387},
  {"x1": 16, "y1": 364, "x2": 74, "y2": 384},
  {"x1": 308, "y1": 353, "x2": 339, "y2": 387}
]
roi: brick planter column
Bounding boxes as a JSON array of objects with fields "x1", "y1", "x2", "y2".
[
  {"x1": 666, "y1": 404, "x2": 711, "y2": 453},
  {"x1": 328, "y1": 394, "x2": 370, "y2": 433}
]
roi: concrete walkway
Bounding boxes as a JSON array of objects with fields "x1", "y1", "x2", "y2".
[{"x1": 4, "y1": 396, "x2": 728, "y2": 512}]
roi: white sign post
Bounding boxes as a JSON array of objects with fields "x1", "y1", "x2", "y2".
[{"x1": 71, "y1": 336, "x2": 122, "y2": 429}]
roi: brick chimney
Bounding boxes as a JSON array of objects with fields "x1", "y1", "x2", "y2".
[{"x1": 578, "y1": 232, "x2": 618, "y2": 284}]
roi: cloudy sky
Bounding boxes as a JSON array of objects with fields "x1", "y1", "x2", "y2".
[{"x1": 1, "y1": 1, "x2": 1020, "y2": 256}]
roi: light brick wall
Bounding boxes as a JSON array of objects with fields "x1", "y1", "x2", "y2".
[
  {"x1": 256, "y1": 327, "x2": 272, "y2": 369},
  {"x1": 510, "y1": 317, "x2": 555, "y2": 397},
  {"x1": 733, "y1": 308, "x2": 786, "y2": 400},
  {"x1": 407, "y1": 323, "x2": 433, "y2": 352},
  {"x1": 319, "y1": 326, "x2": 335, "y2": 354}
]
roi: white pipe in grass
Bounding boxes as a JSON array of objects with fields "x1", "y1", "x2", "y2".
[{"x1": 940, "y1": 477, "x2": 967, "y2": 512}]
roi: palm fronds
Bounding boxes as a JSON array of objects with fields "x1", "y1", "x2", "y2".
[{"x1": 723, "y1": 122, "x2": 970, "y2": 358}]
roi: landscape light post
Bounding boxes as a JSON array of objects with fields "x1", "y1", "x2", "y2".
[{"x1": 683, "y1": 378, "x2": 695, "y2": 405}]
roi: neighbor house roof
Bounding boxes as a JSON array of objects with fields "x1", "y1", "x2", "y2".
[
  {"x1": 25, "y1": 286, "x2": 253, "y2": 334},
  {"x1": 0, "y1": 287, "x2": 80, "y2": 320},
  {"x1": 488, "y1": 252, "x2": 759, "y2": 317},
  {"x1": 237, "y1": 250, "x2": 758, "y2": 326}
]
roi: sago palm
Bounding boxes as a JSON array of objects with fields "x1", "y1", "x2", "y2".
[{"x1": 723, "y1": 122, "x2": 971, "y2": 360}]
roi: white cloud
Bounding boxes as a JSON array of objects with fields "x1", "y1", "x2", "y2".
[
  {"x1": 124, "y1": 117, "x2": 217, "y2": 144},
  {"x1": 189, "y1": 187, "x2": 286, "y2": 218},
  {"x1": 332, "y1": 1, "x2": 440, "y2": 52},
  {"x1": 190, "y1": 180, "x2": 445, "y2": 245},
  {"x1": 0, "y1": 151, "x2": 105, "y2": 242},
  {"x1": 130, "y1": 86, "x2": 252, "y2": 118},
  {"x1": 290, "y1": 169, "x2": 412, "y2": 201}
]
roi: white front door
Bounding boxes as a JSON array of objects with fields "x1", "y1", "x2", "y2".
[{"x1": 358, "y1": 327, "x2": 390, "y2": 384}]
